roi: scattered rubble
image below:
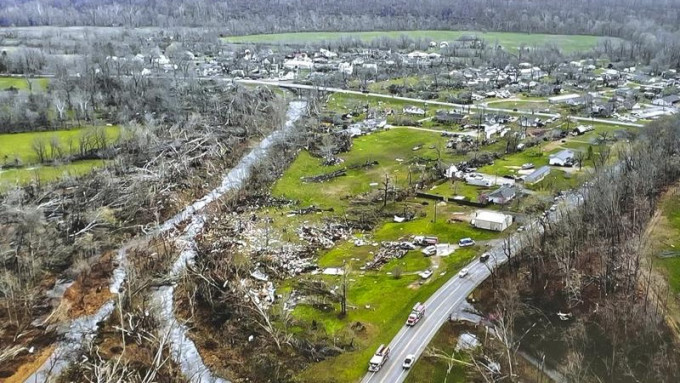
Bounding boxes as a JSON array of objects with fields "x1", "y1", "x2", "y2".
[
  {"x1": 365, "y1": 241, "x2": 415, "y2": 269},
  {"x1": 297, "y1": 223, "x2": 351, "y2": 249}
]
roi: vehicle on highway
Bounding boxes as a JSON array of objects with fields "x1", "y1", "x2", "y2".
[
  {"x1": 459, "y1": 268, "x2": 469, "y2": 277},
  {"x1": 402, "y1": 354, "x2": 416, "y2": 369},
  {"x1": 479, "y1": 252, "x2": 490, "y2": 262},
  {"x1": 368, "y1": 344, "x2": 390, "y2": 372},
  {"x1": 458, "y1": 238, "x2": 475, "y2": 247},
  {"x1": 406, "y1": 302, "x2": 426, "y2": 326}
]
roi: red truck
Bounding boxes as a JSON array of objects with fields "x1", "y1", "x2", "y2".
[{"x1": 406, "y1": 302, "x2": 426, "y2": 326}]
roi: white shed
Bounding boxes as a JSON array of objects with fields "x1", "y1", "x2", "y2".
[{"x1": 471, "y1": 210, "x2": 513, "y2": 232}]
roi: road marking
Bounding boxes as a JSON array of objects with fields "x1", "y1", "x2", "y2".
[
  {"x1": 377, "y1": 284, "x2": 468, "y2": 383},
  {"x1": 380, "y1": 295, "x2": 468, "y2": 383}
]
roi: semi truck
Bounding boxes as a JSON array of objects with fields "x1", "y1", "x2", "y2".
[
  {"x1": 406, "y1": 302, "x2": 425, "y2": 326},
  {"x1": 368, "y1": 344, "x2": 390, "y2": 372}
]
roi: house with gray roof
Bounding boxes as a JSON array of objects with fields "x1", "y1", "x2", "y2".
[
  {"x1": 487, "y1": 185, "x2": 517, "y2": 204},
  {"x1": 549, "y1": 149, "x2": 575, "y2": 167},
  {"x1": 524, "y1": 165, "x2": 551, "y2": 184}
]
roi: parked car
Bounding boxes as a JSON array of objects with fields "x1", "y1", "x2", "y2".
[
  {"x1": 403, "y1": 354, "x2": 416, "y2": 369},
  {"x1": 480, "y1": 253, "x2": 490, "y2": 262},
  {"x1": 421, "y1": 245, "x2": 437, "y2": 257},
  {"x1": 458, "y1": 268, "x2": 469, "y2": 278},
  {"x1": 419, "y1": 269, "x2": 433, "y2": 279},
  {"x1": 521, "y1": 163, "x2": 535, "y2": 170},
  {"x1": 459, "y1": 238, "x2": 475, "y2": 247}
]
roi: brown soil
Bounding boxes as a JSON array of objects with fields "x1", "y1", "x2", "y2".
[
  {"x1": 63, "y1": 252, "x2": 115, "y2": 319},
  {"x1": 0, "y1": 334, "x2": 56, "y2": 383}
]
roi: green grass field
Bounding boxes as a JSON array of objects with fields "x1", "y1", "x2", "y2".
[
  {"x1": 223, "y1": 30, "x2": 607, "y2": 53},
  {"x1": 654, "y1": 190, "x2": 680, "y2": 293},
  {"x1": 0, "y1": 126, "x2": 120, "y2": 165},
  {"x1": 0, "y1": 159, "x2": 108, "y2": 188},
  {"x1": 272, "y1": 128, "x2": 466, "y2": 212},
  {"x1": 0, "y1": 76, "x2": 49, "y2": 92}
]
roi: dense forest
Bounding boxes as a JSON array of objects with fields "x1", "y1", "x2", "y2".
[{"x1": 2, "y1": 0, "x2": 680, "y2": 39}]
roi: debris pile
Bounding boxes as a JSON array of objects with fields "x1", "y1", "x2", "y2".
[
  {"x1": 297, "y1": 223, "x2": 351, "y2": 249},
  {"x1": 301, "y1": 169, "x2": 347, "y2": 183},
  {"x1": 287, "y1": 205, "x2": 335, "y2": 216},
  {"x1": 301, "y1": 161, "x2": 378, "y2": 183},
  {"x1": 366, "y1": 241, "x2": 415, "y2": 270}
]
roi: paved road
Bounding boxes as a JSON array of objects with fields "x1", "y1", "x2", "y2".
[
  {"x1": 237, "y1": 79, "x2": 645, "y2": 128},
  {"x1": 360, "y1": 191, "x2": 582, "y2": 383}
]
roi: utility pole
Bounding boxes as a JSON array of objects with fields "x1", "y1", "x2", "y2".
[{"x1": 341, "y1": 260, "x2": 348, "y2": 317}]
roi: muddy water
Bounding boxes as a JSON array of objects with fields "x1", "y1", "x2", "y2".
[{"x1": 25, "y1": 100, "x2": 307, "y2": 382}]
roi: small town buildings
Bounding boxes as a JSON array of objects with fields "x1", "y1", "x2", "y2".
[
  {"x1": 403, "y1": 106, "x2": 426, "y2": 116},
  {"x1": 487, "y1": 185, "x2": 517, "y2": 205},
  {"x1": 548, "y1": 93, "x2": 581, "y2": 104},
  {"x1": 549, "y1": 149, "x2": 575, "y2": 167},
  {"x1": 652, "y1": 95, "x2": 680, "y2": 107},
  {"x1": 572, "y1": 125, "x2": 594, "y2": 135},
  {"x1": 524, "y1": 166, "x2": 551, "y2": 184},
  {"x1": 471, "y1": 210, "x2": 513, "y2": 232}
]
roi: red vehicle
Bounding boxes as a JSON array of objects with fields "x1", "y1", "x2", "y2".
[{"x1": 406, "y1": 302, "x2": 426, "y2": 326}]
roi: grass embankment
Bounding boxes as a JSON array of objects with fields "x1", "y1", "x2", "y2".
[
  {"x1": 223, "y1": 30, "x2": 606, "y2": 53},
  {"x1": 0, "y1": 76, "x2": 49, "y2": 91},
  {"x1": 651, "y1": 188, "x2": 680, "y2": 293},
  {"x1": 0, "y1": 126, "x2": 120, "y2": 187}
]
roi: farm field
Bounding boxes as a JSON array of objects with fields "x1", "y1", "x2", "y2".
[
  {"x1": 0, "y1": 159, "x2": 108, "y2": 187},
  {"x1": 222, "y1": 30, "x2": 609, "y2": 52},
  {"x1": 0, "y1": 126, "x2": 120, "y2": 165},
  {"x1": 0, "y1": 76, "x2": 49, "y2": 91}
]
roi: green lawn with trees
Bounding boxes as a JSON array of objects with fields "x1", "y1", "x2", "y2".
[{"x1": 223, "y1": 30, "x2": 606, "y2": 53}]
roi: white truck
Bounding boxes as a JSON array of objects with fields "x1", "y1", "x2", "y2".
[
  {"x1": 368, "y1": 344, "x2": 390, "y2": 372},
  {"x1": 406, "y1": 302, "x2": 426, "y2": 326}
]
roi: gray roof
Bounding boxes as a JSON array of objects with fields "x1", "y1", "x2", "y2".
[
  {"x1": 550, "y1": 149, "x2": 574, "y2": 162},
  {"x1": 662, "y1": 94, "x2": 680, "y2": 104},
  {"x1": 525, "y1": 165, "x2": 551, "y2": 183},
  {"x1": 488, "y1": 185, "x2": 516, "y2": 199}
]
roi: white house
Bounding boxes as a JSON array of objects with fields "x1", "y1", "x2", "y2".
[
  {"x1": 549, "y1": 149, "x2": 575, "y2": 167},
  {"x1": 471, "y1": 210, "x2": 513, "y2": 232},
  {"x1": 403, "y1": 106, "x2": 426, "y2": 116}
]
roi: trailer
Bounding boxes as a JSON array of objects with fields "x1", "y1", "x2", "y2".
[
  {"x1": 368, "y1": 344, "x2": 391, "y2": 372},
  {"x1": 406, "y1": 302, "x2": 426, "y2": 326}
]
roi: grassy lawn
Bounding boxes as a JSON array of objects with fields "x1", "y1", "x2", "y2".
[
  {"x1": 272, "y1": 128, "x2": 465, "y2": 212},
  {"x1": 296, "y1": 233, "x2": 485, "y2": 383},
  {"x1": 430, "y1": 180, "x2": 489, "y2": 202},
  {"x1": 0, "y1": 76, "x2": 49, "y2": 92},
  {"x1": 477, "y1": 147, "x2": 550, "y2": 177},
  {"x1": 0, "y1": 159, "x2": 108, "y2": 188},
  {"x1": 653, "y1": 188, "x2": 680, "y2": 293},
  {"x1": 405, "y1": 322, "x2": 470, "y2": 383},
  {"x1": 0, "y1": 126, "x2": 120, "y2": 165},
  {"x1": 223, "y1": 30, "x2": 607, "y2": 53}
]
